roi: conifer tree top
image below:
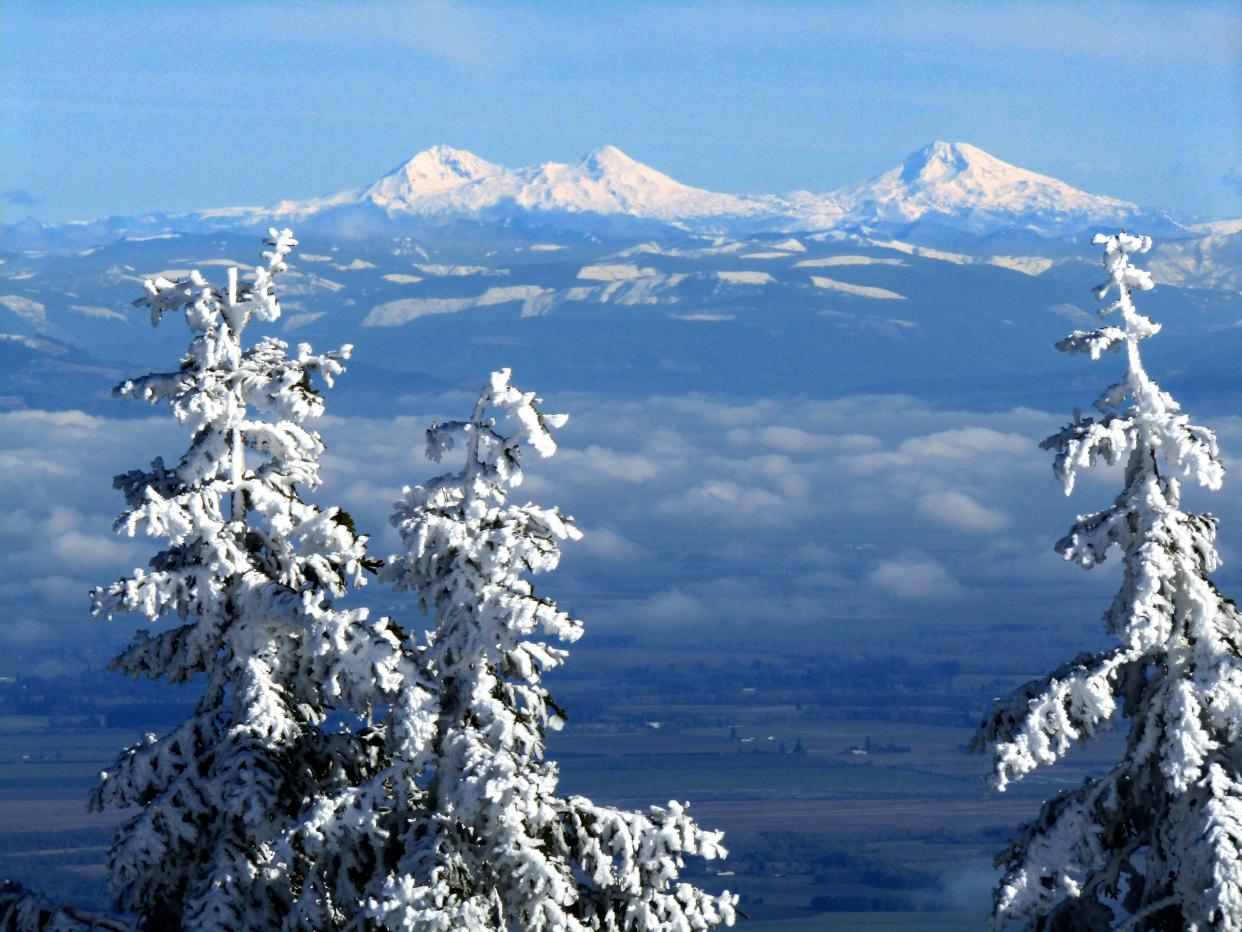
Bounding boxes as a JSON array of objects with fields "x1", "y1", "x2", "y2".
[
  {"x1": 84, "y1": 231, "x2": 405, "y2": 931},
  {"x1": 973, "y1": 233, "x2": 1242, "y2": 930}
]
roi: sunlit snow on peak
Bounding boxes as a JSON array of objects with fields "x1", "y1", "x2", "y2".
[
  {"x1": 834, "y1": 140, "x2": 1139, "y2": 235},
  {"x1": 365, "y1": 146, "x2": 505, "y2": 207}
]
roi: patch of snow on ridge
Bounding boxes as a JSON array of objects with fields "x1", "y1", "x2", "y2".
[
  {"x1": 987, "y1": 255, "x2": 1054, "y2": 276},
  {"x1": 475, "y1": 286, "x2": 549, "y2": 307},
  {"x1": 578, "y1": 264, "x2": 656, "y2": 281},
  {"x1": 741, "y1": 252, "x2": 794, "y2": 260},
  {"x1": 364, "y1": 286, "x2": 549, "y2": 326},
  {"x1": 1148, "y1": 235, "x2": 1242, "y2": 292},
  {"x1": 607, "y1": 241, "x2": 747, "y2": 260},
  {"x1": 364, "y1": 297, "x2": 483, "y2": 325},
  {"x1": 770, "y1": 238, "x2": 806, "y2": 252},
  {"x1": 0, "y1": 295, "x2": 48, "y2": 324},
  {"x1": 606, "y1": 243, "x2": 667, "y2": 258},
  {"x1": 284, "y1": 312, "x2": 325, "y2": 333},
  {"x1": 600, "y1": 274, "x2": 688, "y2": 305},
  {"x1": 809, "y1": 276, "x2": 905, "y2": 300},
  {"x1": 413, "y1": 263, "x2": 504, "y2": 277},
  {"x1": 870, "y1": 239, "x2": 1052, "y2": 276},
  {"x1": 70, "y1": 304, "x2": 126, "y2": 321},
  {"x1": 794, "y1": 256, "x2": 909, "y2": 268},
  {"x1": 382, "y1": 274, "x2": 424, "y2": 284},
  {"x1": 1188, "y1": 219, "x2": 1242, "y2": 236},
  {"x1": 716, "y1": 271, "x2": 774, "y2": 285},
  {"x1": 529, "y1": 244, "x2": 568, "y2": 251},
  {"x1": 0, "y1": 332, "x2": 67, "y2": 353},
  {"x1": 873, "y1": 239, "x2": 975, "y2": 265}
]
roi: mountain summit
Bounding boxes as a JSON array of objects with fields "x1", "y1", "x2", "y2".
[
  {"x1": 18, "y1": 141, "x2": 1184, "y2": 247},
  {"x1": 833, "y1": 141, "x2": 1141, "y2": 235},
  {"x1": 364, "y1": 146, "x2": 504, "y2": 207},
  {"x1": 268, "y1": 144, "x2": 770, "y2": 223},
  {"x1": 248, "y1": 141, "x2": 1157, "y2": 236},
  {"x1": 507, "y1": 145, "x2": 766, "y2": 219}
]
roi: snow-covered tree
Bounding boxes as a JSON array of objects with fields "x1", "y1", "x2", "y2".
[
  {"x1": 972, "y1": 232, "x2": 1242, "y2": 930},
  {"x1": 85, "y1": 230, "x2": 405, "y2": 930},
  {"x1": 0, "y1": 882, "x2": 130, "y2": 931},
  {"x1": 283, "y1": 370, "x2": 737, "y2": 930}
]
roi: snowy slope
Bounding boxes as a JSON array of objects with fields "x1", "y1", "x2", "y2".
[
  {"x1": 829, "y1": 141, "x2": 1145, "y2": 235},
  {"x1": 253, "y1": 145, "x2": 774, "y2": 223}
]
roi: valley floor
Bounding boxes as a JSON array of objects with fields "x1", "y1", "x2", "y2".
[{"x1": 0, "y1": 643, "x2": 1124, "y2": 929}]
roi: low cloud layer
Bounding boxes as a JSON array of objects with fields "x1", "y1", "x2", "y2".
[{"x1": 6, "y1": 390, "x2": 1242, "y2": 672}]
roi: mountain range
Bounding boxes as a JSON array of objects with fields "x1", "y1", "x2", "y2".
[
  {"x1": 4, "y1": 142, "x2": 1201, "y2": 250},
  {"x1": 2, "y1": 139, "x2": 1239, "y2": 421}
]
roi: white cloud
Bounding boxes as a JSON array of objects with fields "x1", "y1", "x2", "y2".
[
  {"x1": 918, "y1": 490, "x2": 1009, "y2": 533},
  {"x1": 726, "y1": 425, "x2": 829, "y2": 454},
  {"x1": 574, "y1": 526, "x2": 646, "y2": 562},
  {"x1": 52, "y1": 530, "x2": 133, "y2": 568},
  {"x1": 868, "y1": 553, "x2": 962, "y2": 601},
  {"x1": 0, "y1": 389, "x2": 1179, "y2": 663},
  {"x1": 557, "y1": 445, "x2": 660, "y2": 483},
  {"x1": 900, "y1": 427, "x2": 1031, "y2": 459},
  {"x1": 635, "y1": 589, "x2": 711, "y2": 626}
]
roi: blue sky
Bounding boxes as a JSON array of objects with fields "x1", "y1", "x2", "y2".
[{"x1": 2, "y1": 1, "x2": 1239, "y2": 223}]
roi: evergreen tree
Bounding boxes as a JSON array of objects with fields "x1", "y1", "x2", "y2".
[
  {"x1": 972, "y1": 233, "x2": 1242, "y2": 929},
  {"x1": 87, "y1": 230, "x2": 404, "y2": 930},
  {"x1": 288, "y1": 370, "x2": 737, "y2": 930}
]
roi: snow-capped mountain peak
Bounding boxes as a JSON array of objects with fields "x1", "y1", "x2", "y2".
[
  {"x1": 363, "y1": 146, "x2": 504, "y2": 209},
  {"x1": 579, "y1": 144, "x2": 676, "y2": 184},
  {"x1": 899, "y1": 141, "x2": 987, "y2": 184},
  {"x1": 836, "y1": 140, "x2": 1140, "y2": 234},
  {"x1": 504, "y1": 145, "x2": 765, "y2": 220}
]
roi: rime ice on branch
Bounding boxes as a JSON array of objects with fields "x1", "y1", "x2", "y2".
[
  {"x1": 972, "y1": 233, "x2": 1242, "y2": 930},
  {"x1": 287, "y1": 370, "x2": 737, "y2": 930},
  {"x1": 88, "y1": 230, "x2": 404, "y2": 931}
]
